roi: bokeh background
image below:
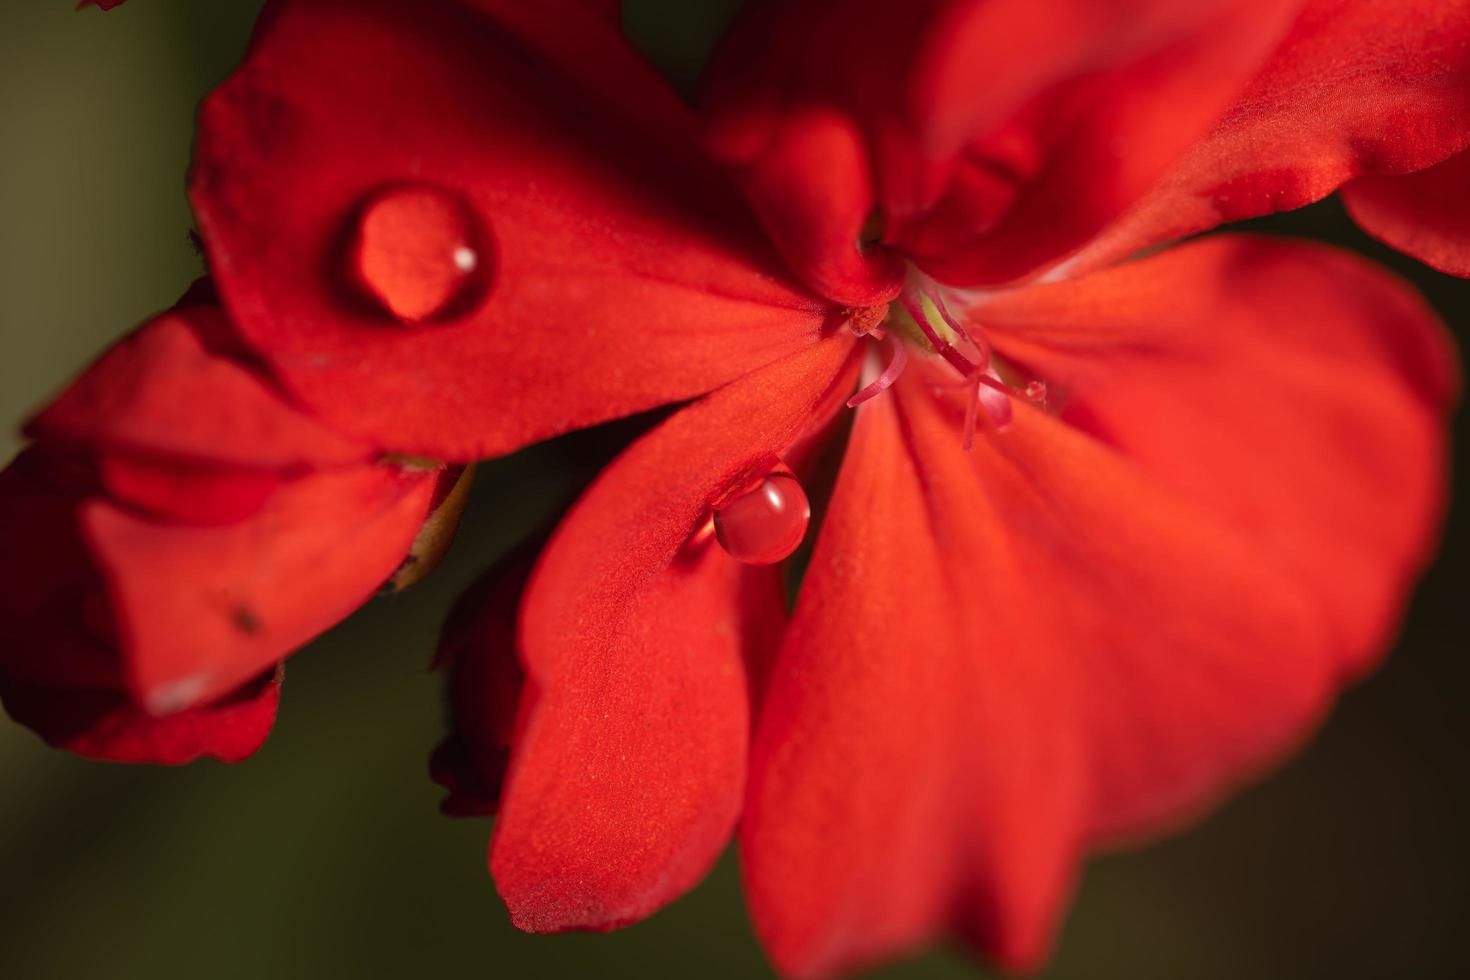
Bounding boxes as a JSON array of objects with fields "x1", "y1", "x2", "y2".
[{"x1": 1, "y1": 2, "x2": 1466, "y2": 978}]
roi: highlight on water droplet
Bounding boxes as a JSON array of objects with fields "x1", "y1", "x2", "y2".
[
  {"x1": 345, "y1": 182, "x2": 493, "y2": 324},
  {"x1": 713, "y1": 468, "x2": 811, "y2": 566}
]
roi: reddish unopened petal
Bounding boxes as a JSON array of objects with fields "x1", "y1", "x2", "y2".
[
  {"x1": 1070, "y1": 0, "x2": 1470, "y2": 274},
  {"x1": 31, "y1": 302, "x2": 368, "y2": 469},
  {"x1": 1343, "y1": 149, "x2": 1470, "y2": 277},
  {"x1": 89, "y1": 463, "x2": 438, "y2": 710},
  {"x1": 192, "y1": 0, "x2": 827, "y2": 461},
  {"x1": 491, "y1": 336, "x2": 853, "y2": 934},
  {"x1": 430, "y1": 543, "x2": 537, "y2": 818},
  {"x1": 704, "y1": 0, "x2": 1298, "y2": 292},
  {"x1": 1, "y1": 667, "x2": 281, "y2": 766}
]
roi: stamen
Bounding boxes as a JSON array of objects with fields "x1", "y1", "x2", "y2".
[
  {"x1": 863, "y1": 278, "x2": 1048, "y2": 448},
  {"x1": 962, "y1": 376, "x2": 981, "y2": 451},
  {"x1": 975, "y1": 371, "x2": 1045, "y2": 404},
  {"x1": 847, "y1": 335, "x2": 909, "y2": 408},
  {"x1": 898, "y1": 288, "x2": 979, "y2": 378},
  {"x1": 923, "y1": 285, "x2": 992, "y2": 370}
]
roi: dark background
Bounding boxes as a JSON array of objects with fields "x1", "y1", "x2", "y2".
[{"x1": 1, "y1": 2, "x2": 1465, "y2": 977}]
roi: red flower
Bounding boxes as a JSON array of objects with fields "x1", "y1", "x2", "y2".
[
  {"x1": 23, "y1": 0, "x2": 1461, "y2": 974},
  {"x1": 0, "y1": 284, "x2": 465, "y2": 763}
]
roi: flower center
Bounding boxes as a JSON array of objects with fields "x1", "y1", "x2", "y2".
[{"x1": 846, "y1": 274, "x2": 1045, "y2": 449}]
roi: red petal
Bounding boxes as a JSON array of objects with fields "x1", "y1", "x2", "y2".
[
  {"x1": 490, "y1": 336, "x2": 852, "y2": 933},
  {"x1": 1343, "y1": 148, "x2": 1470, "y2": 277},
  {"x1": 704, "y1": 0, "x2": 1298, "y2": 292},
  {"x1": 706, "y1": 106, "x2": 906, "y2": 307},
  {"x1": 97, "y1": 455, "x2": 283, "y2": 524},
  {"x1": 982, "y1": 234, "x2": 1456, "y2": 683},
  {"x1": 748, "y1": 387, "x2": 1324, "y2": 975},
  {"x1": 31, "y1": 302, "x2": 368, "y2": 469},
  {"x1": 430, "y1": 543, "x2": 537, "y2": 818},
  {"x1": 1, "y1": 666, "x2": 281, "y2": 766},
  {"x1": 745, "y1": 391, "x2": 1081, "y2": 976},
  {"x1": 191, "y1": 0, "x2": 827, "y2": 461},
  {"x1": 0, "y1": 449, "x2": 118, "y2": 690},
  {"x1": 744, "y1": 237, "x2": 1453, "y2": 977},
  {"x1": 1070, "y1": 0, "x2": 1470, "y2": 274},
  {"x1": 88, "y1": 463, "x2": 438, "y2": 710}
]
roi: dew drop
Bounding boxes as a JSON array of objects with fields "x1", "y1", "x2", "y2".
[
  {"x1": 713, "y1": 470, "x2": 811, "y2": 565},
  {"x1": 347, "y1": 183, "x2": 493, "y2": 324}
]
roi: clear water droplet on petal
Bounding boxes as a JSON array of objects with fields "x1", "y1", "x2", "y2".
[
  {"x1": 713, "y1": 470, "x2": 810, "y2": 565},
  {"x1": 347, "y1": 183, "x2": 493, "y2": 324}
]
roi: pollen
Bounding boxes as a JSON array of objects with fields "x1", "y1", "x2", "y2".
[{"x1": 845, "y1": 303, "x2": 888, "y2": 337}]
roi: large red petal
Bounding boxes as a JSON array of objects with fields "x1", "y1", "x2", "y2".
[
  {"x1": 744, "y1": 377, "x2": 1349, "y2": 976},
  {"x1": 1, "y1": 666, "x2": 281, "y2": 766},
  {"x1": 192, "y1": 0, "x2": 827, "y2": 461},
  {"x1": 1343, "y1": 148, "x2": 1470, "y2": 277},
  {"x1": 1069, "y1": 0, "x2": 1470, "y2": 275},
  {"x1": 491, "y1": 336, "x2": 853, "y2": 933},
  {"x1": 88, "y1": 463, "x2": 437, "y2": 710},
  {"x1": 983, "y1": 234, "x2": 1455, "y2": 685},
  {"x1": 703, "y1": 0, "x2": 1298, "y2": 294},
  {"x1": 744, "y1": 237, "x2": 1453, "y2": 976}
]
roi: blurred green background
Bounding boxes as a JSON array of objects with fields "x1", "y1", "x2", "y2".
[{"x1": 1, "y1": 2, "x2": 1466, "y2": 978}]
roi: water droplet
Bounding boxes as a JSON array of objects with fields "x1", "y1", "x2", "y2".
[
  {"x1": 347, "y1": 183, "x2": 493, "y2": 324},
  {"x1": 713, "y1": 470, "x2": 810, "y2": 565}
]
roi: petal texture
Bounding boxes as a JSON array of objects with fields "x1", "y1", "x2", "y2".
[
  {"x1": 1070, "y1": 0, "x2": 1470, "y2": 274},
  {"x1": 983, "y1": 234, "x2": 1456, "y2": 685},
  {"x1": 491, "y1": 336, "x2": 854, "y2": 933},
  {"x1": 1343, "y1": 148, "x2": 1470, "y2": 277},
  {"x1": 192, "y1": 0, "x2": 828, "y2": 461}
]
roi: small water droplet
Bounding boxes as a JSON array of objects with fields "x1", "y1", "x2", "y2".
[
  {"x1": 347, "y1": 183, "x2": 493, "y2": 324},
  {"x1": 713, "y1": 470, "x2": 810, "y2": 565}
]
